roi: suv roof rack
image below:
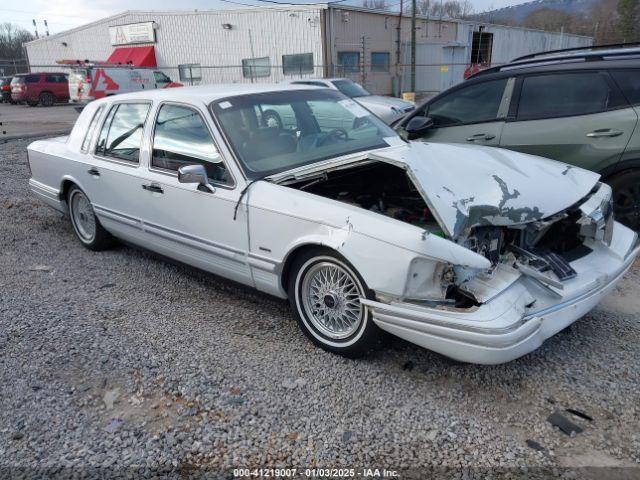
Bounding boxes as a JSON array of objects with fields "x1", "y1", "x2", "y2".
[
  {"x1": 512, "y1": 42, "x2": 640, "y2": 62},
  {"x1": 470, "y1": 42, "x2": 640, "y2": 78}
]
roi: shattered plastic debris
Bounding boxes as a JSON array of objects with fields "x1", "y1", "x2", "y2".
[
  {"x1": 547, "y1": 411, "x2": 584, "y2": 436},
  {"x1": 565, "y1": 408, "x2": 593, "y2": 422},
  {"x1": 105, "y1": 418, "x2": 124, "y2": 433}
]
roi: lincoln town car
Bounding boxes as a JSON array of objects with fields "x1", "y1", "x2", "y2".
[{"x1": 27, "y1": 84, "x2": 640, "y2": 364}]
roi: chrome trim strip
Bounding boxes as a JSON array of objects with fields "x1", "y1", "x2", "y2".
[{"x1": 93, "y1": 205, "x2": 141, "y2": 228}]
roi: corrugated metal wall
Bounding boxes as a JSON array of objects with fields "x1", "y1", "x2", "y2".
[{"x1": 25, "y1": 8, "x2": 325, "y2": 84}]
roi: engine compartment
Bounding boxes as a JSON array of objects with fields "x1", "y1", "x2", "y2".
[{"x1": 284, "y1": 160, "x2": 611, "y2": 308}]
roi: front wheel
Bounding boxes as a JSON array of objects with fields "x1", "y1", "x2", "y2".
[
  {"x1": 68, "y1": 186, "x2": 115, "y2": 250},
  {"x1": 288, "y1": 248, "x2": 385, "y2": 357},
  {"x1": 608, "y1": 170, "x2": 640, "y2": 231}
]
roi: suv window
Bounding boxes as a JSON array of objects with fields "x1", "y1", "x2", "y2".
[
  {"x1": 96, "y1": 103, "x2": 150, "y2": 163},
  {"x1": 152, "y1": 104, "x2": 231, "y2": 185},
  {"x1": 610, "y1": 69, "x2": 640, "y2": 106},
  {"x1": 25, "y1": 75, "x2": 41, "y2": 83},
  {"x1": 45, "y1": 74, "x2": 67, "y2": 83},
  {"x1": 517, "y1": 73, "x2": 616, "y2": 120},
  {"x1": 426, "y1": 79, "x2": 507, "y2": 127}
]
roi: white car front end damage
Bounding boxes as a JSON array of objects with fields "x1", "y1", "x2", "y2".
[{"x1": 272, "y1": 142, "x2": 639, "y2": 364}]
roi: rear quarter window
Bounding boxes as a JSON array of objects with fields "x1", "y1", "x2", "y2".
[
  {"x1": 25, "y1": 75, "x2": 41, "y2": 83},
  {"x1": 610, "y1": 70, "x2": 640, "y2": 106}
]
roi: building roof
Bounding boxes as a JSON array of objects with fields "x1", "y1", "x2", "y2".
[{"x1": 25, "y1": 3, "x2": 591, "y2": 47}]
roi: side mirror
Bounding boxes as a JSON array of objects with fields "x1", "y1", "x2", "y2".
[
  {"x1": 178, "y1": 164, "x2": 214, "y2": 192},
  {"x1": 405, "y1": 116, "x2": 434, "y2": 140}
]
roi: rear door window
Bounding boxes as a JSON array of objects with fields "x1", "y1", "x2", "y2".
[
  {"x1": 426, "y1": 79, "x2": 508, "y2": 127},
  {"x1": 25, "y1": 75, "x2": 40, "y2": 83},
  {"x1": 610, "y1": 69, "x2": 640, "y2": 106},
  {"x1": 516, "y1": 72, "x2": 620, "y2": 120},
  {"x1": 95, "y1": 103, "x2": 151, "y2": 163}
]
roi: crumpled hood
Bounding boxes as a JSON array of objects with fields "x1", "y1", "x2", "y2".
[
  {"x1": 369, "y1": 142, "x2": 600, "y2": 239},
  {"x1": 357, "y1": 95, "x2": 414, "y2": 110}
]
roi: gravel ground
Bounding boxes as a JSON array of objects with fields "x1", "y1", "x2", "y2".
[{"x1": 1, "y1": 138, "x2": 640, "y2": 479}]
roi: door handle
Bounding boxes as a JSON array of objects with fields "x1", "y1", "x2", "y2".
[
  {"x1": 87, "y1": 167, "x2": 100, "y2": 177},
  {"x1": 466, "y1": 133, "x2": 496, "y2": 141},
  {"x1": 586, "y1": 129, "x2": 624, "y2": 138},
  {"x1": 142, "y1": 183, "x2": 164, "y2": 194}
]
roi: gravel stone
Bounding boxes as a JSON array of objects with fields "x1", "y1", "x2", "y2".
[{"x1": 1, "y1": 138, "x2": 640, "y2": 476}]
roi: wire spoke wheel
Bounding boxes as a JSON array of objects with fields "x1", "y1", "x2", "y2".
[
  {"x1": 301, "y1": 261, "x2": 364, "y2": 340},
  {"x1": 70, "y1": 190, "x2": 96, "y2": 243}
]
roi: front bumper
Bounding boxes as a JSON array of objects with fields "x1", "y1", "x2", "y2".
[{"x1": 363, "y1": 222, "x2": 639, "y2": 364}]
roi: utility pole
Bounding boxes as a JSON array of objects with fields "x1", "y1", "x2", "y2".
[
  {"x1": 410, "y1": 0, "x2": 416, "y2": 93},
  {"x1": 395, "y1": 0, "x2": 403, "y2": 92}
]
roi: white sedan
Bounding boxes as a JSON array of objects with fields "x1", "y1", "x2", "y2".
[{"x1": 27, "y1": 84, "x2": 639, "y2": 364}]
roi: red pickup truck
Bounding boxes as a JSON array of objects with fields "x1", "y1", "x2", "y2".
[{"x1": 11, "y1": 72, "x2": 69, "y2": 106}]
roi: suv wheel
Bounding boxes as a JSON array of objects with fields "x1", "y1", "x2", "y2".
[
  {"x1": 39, "y1": 92, "x2": 55, "y2": 107},
  {"x1": 608, "y1": 170, "x2": 640, "y2": 231}
]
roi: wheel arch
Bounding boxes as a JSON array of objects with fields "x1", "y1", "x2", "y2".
[
  {"x1": 59, "y1": 176, "x2": 84, "y2": 209},
  {"x1": 600, "y1": 159, "x2": 640, "y2": 182}
]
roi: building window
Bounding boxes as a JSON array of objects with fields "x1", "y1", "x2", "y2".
[
  {"x1": 337, "y1": 52, "x2": 360, "y2": 73},
  {"x1": 178, "y1": 64, "x2": 202, "y2": 82},
  {"x1": 471, "y1": 31, "x2": 493, "y2": 65},
  {"x1": 242, "y1": 57, "x2": 271, "y2": 78},
  {"x1": 371, "y1": 52, "x2": 390, "y2": 72},
  {"x1": 282, "y1": 53, "x2": 314, "y2": 75}
]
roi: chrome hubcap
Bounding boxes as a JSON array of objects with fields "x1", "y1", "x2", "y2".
[
  {"x1": 71, "y1": 191, "x2": 96, "y2": 242},
  {"x1": 301, "y1": 261, "x2": 363, "y2": 339}
]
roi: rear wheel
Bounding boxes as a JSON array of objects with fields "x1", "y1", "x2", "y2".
[
  {"x1": 67, "y1": 186, "x2": 115, "y2": 250},
  {"x1": 608, "y1": 170, "x2": 640, "y2": 231},
  {"x1": 39, "y1": 92, "x2": 55, "y2": 107},
  {"x1": 288, "y1": 248, "x2": 385, "y2": 357}
]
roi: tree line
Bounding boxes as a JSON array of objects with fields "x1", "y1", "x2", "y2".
[{"x1": 362, "y1": 0, "x2": 640, "y2": 44}]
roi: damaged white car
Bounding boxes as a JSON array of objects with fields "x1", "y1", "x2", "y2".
[{"x1": 27, "y1": 85, "x2": 639, "y2": 364}]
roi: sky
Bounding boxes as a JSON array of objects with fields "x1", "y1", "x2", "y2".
[{"x1": 2, "y1": 0, "x2": 523, "y2": 35}]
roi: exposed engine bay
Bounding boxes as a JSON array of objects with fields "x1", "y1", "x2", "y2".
[
  {"x1": 285, "y1": 161, "x2": 614, "y2": 308},
  {"x1": 284, "y1": 161, "x2": 444, "y2": 233}
]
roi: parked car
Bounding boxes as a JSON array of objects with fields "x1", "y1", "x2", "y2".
[
  {"x1": 0, "y1": 76, "x2": 13, "y2": 103},
  {"x1": 396, "y1": 44, "x2": 640, "y2": 231},
  {"x1": 288, "y1": 78, "x2": 414, "y2": 124},
  {"x1": 67, "y1": 64, "x2": 181, "y2": 104},
  {"x1": 10, "y1": 72, "x2": 69, "y2": 106},
  {"x1": 27, "y1": 85, "x2": 639, "y2": 364}
]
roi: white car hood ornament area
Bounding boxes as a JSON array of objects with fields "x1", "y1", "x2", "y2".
[{"x1": 369, "y1": 142, "x2": 601, "y2": 239}]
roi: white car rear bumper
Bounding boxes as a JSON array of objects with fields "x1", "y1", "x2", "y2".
[{"x1": 363, "y1": 223, "x2": 639, "y2": 364}]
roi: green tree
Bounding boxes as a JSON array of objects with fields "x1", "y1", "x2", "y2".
[{"x1": 617, "y1": 0, "x2": 640, "y2": 41}]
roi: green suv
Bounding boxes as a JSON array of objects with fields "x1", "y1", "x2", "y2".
[{"x1": 397, "y1": 44, "x2": 640, "y2": 230}]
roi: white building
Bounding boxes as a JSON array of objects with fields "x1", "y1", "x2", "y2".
[{"x1": 24, "y1": 5, "x2": 592, "y2": 95}]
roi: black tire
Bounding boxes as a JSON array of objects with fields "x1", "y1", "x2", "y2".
[
  {"x1": 67, "y1": 185, "x2": 115, "y2": 251},
  {"x1": 287, "y1": 247, "x2": 385, "y2": 358},
  {"x1": 607, "y1": 169, "x2": 640, "y2": 231},
  {"x1": 39, "y1": 92, "x2": 55, "y2": 107}
]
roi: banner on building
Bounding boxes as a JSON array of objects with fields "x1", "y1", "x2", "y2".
[{"x1": 109, "y1": 22, "x2": 155, "y2": 46}]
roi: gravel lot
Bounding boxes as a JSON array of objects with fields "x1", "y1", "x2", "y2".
[{"x1": 1, "y1": 138, "x2": 640, "y2": 479}]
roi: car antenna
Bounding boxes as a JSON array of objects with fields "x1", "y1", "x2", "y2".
[{"x1": 233, "y1": 176, "x2": 268, "y2": 221}]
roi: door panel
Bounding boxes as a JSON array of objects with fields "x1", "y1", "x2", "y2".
[
  {"x1": 417, "y1": 121, "x2": 504, "y2": 146},
  {"x1": 500, "y1": 108, "x2": 638, "y2": 172},
  {"x1": 500, "y1": 71, "x2": 638, "y2": 172},
  {"x1": 136, "y1": 174, "x2": 251, "y2": 285}
]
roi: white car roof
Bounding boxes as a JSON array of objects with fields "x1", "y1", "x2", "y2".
[
  {"x1": 92, "y1": 83, "x2": 323, "y2": 105},
  {"x1": 287, "y1": 78, "x2": 351, "y2": 84}
]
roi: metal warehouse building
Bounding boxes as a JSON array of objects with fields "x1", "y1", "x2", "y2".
[{"x1": 24, "y1": 5, "x2": 592, "y2": 96}]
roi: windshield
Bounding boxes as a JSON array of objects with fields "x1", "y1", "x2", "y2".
[
  {"x1": 331, "y1": 80, "x2": 371, "y2": 98},
  {"x1": 211, "y1": 89, "x2": 397, "y2": 179}
]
